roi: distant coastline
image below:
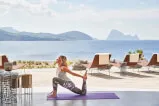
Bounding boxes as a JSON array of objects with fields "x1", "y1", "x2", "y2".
[{"x1": 0, "y1": 27, "x2": 139, "y2": 41}]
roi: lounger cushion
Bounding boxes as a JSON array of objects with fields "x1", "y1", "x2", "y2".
[
  {"x1": 98, "y1": 53, "x2": 110, "y2": 65},
  {"x1": 129, "y1": 53, "x2": 139, "y2": 63},
  {"x1": 157, "y1": 54, "x2": 159, "y2": 63},
  {"x1": 0, "y1": 56, "x2": 2, "y2": 66}
]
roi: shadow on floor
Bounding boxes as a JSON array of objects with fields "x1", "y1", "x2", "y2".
[
  {"x1": 142, "y1": 71, "x2": 159, "y2": 75},
  {"x1": 115, "y1": 72, "x2": 153, "y2": 78},
  {"x1": 88, "y1": 73, "x2": 123, "y2": 79}
]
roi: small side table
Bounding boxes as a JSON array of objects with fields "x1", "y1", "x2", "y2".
[{"x1": 21, "y1": 74, "x2": 32, "y2": 94}]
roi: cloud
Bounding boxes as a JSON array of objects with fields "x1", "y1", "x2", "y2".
[
  {"x1": 97, "y1": 9, "x2": 159, "y2": 20},
  {"x1": 68, "y1": 3, "x2": 72, "y2": 9},
  {"x1": 59, "y1": 8, "x2": 159, "y2": 22},
  {"x1": 0, "y1": 0, "x2": 56, "y2": 16},
  {"x1": 1, "y1": 0, "x2": 158, "y2": 21},
  {"x1": 40, "y1": 0, "x2": 57, "y2": 5},
  {"x1": 54, "y1": 1, "x2": 159, "y2": 21},
  {"x1": 115, "y1": 21, "x2": 124, "y2": 25},
  {"x1": 139, "y1": 1, "x2": 145, "y2": 5},
  {"x1": 0, "y1": 0, "x2": 159, "y2": 40}
]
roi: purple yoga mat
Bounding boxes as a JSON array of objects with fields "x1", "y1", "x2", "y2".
[{"x1": 47, "y1": 92, "x2": 119, "y2": 100}]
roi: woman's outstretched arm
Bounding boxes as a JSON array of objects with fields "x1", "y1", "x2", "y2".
[{"x1": 61, "y1": 66, "x2": 84, "y2": 79}]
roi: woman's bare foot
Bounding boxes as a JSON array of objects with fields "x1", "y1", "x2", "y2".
[
  {"x1": 48, "y1": 91, "x2": 53, "y2": 95},
  {"x1": 47, "y1": 91, "x2": 57, "y2": 98}
]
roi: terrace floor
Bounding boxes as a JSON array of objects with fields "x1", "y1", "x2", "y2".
[{"x1": 1, "y1": 89, "x2": 159, "y2": 106}]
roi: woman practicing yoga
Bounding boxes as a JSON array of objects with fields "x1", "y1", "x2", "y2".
[{"x1": 48, "y1": 55, "x2": 87, "y2": 98}]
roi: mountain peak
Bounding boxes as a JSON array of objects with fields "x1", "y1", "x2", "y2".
[
  {"x1": 107, "y1": 29, "x2": 139, "y2": 40},
  {"x1": 0, "y1": 27, "x2": 19, "y2": 33}
]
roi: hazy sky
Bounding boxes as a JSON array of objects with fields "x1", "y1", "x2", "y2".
[{"x1": 0, "y1": 0, "x2": 159, "y2": 40}]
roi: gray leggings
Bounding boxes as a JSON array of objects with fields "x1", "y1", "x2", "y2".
[{"x1": 53, "y1": 77, "x2": 87, "y2": 95}]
